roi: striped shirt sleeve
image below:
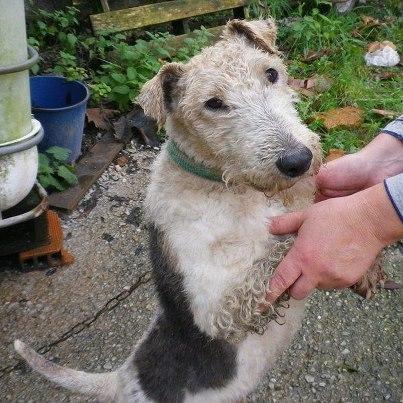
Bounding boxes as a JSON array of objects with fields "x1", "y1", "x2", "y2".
[
  {"x1": 382, "y1": 116, "x2": 403, "y2": 222},
  {"x1": 384, "y1": 174, "x2": 403, "y2": 222},
  {"x1": 382, "y1": 114, "x2": 403, "y2": 141}
]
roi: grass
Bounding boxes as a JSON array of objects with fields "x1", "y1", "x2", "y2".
[
  {"x1": 27, "y1": 2, "x2": 402, "y2": 154},
  {"x1": 274, "y1": 3, "x2": 402, "y2": 153}
]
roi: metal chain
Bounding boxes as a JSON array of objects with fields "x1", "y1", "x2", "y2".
[{"x1": 0, "y1": 271, "x2": 151, "y2": 378}]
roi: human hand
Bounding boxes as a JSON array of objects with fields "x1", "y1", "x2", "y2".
[
  {"x1": 316, "y1": 133, "x2": 403, "y2": 201},
  {"x1": 266, "y1": 183, "x2": 403, "y2": 303}
]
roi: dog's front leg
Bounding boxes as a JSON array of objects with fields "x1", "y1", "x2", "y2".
[{"x1": 212, "y1": 238, "x2": 294, "y2": 343}]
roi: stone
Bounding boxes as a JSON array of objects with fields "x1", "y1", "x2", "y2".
[{"x1": 305, "y1": 375, "x2": 315, "y2": 383}]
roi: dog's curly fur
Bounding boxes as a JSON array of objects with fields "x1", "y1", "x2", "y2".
[{"x1": 213, "y1": 238, "x2": 294, "y2": 342}]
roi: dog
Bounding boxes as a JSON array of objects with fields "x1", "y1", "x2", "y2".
[{"x1": 15, "y1": 19, "x2": 381, "y2": 402}]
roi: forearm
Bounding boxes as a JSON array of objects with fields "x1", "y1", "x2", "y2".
[
  {"x1": 359, "y1": 182, "x2": 403, "y2": 246},
  {"x1": 357, "y1": 132, "x2": 403, "y2": 182}
]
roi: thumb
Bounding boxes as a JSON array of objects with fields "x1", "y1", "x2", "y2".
[
  {"x1": 268, "y1": 211, "x2": 305, "y2": 235},
  {"x1": 266, "y1": 250, "x2": 302, "y2": 304}
]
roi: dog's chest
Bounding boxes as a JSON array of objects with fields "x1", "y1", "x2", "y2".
[{"x1": 202, "y1": 190, "x2": 287, "y2": 265}]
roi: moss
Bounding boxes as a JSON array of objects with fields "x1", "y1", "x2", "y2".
[{"x1": 0, "y1": 72, "x2": 32, "y2": 144}]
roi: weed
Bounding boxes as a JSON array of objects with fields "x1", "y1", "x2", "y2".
[
  {"x1": 52, "y1": 51, "x2": 88, "y2": 81},
  {"x1": 249, "y1": 0, "x2": 293, "y2": 20},
  {"x1": 38, "y1": 147, "x2": 78, "y2": 192},
  {"x1": 28, "y1": 6, "x2": 79, "y2": 50},
  {"x1": 27, "y1": 3, "x2": 402, "y2": 152},
  {"x1": 280, "y1": 4, "x2": 402, "y2": 153}
]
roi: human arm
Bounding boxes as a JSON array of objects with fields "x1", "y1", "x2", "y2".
[
  {"x1": 266, "y1": 182, "x2": 403, "y2": 303},
  {"x1": 316, "y1": 131, "x2": 403, "y2": 201},
  {"x1": 265, "y1": 117, "x2": 403, "y2": 303}
]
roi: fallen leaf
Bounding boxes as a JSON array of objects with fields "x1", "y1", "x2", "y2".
[
  {"x1": 367, "y1": 41, "x2": 382, "y2": 53},
  {"x1": 381, "y1": 40, "x2": 397, "y2": 50},
  {"x1": 316, "y1": 106, "x2": 363, "y2": 130},
  {"x1": 374, "y1": 71, "x2": 397, "y2": 81},
  {"x1": 354, "y1": 15, "x2": 387, "y2": 35},
  {"x1": 114, "y1": 104, "x2": 160, "y2": 147},
  {"x1": 351, "y1": 29, "x2": 362, "y2": 38},
  {"x1": 326, "y1": 148, "x2": 345, "y2": 162},
  {"x1": 384, "y1": 15, "x2": 397, "y2": 24},
  {"x1": 86, "y1": 108, "x2": 118, "y2": 131},
  {"x1": 288, "y1": 75, "x2": 332, "y2": 96},
  {"x1": 312, "y1": 75, "x2": 333, "y2": 92},
  {"x1": 371, "y1": 108, "x2": 399, "y2": 119},
  {"x1": 361, "y1": 15, "x2": 381, "y2": 27},
  {"x1": 300, "y1": 48, "x2": 332, "y2": 63},
  {"x1": 367, "y1": 40, "x2": 396, "y2": 53},
  {"x1": 115, "y1": 155, "x2": 129, "y2": 167}
]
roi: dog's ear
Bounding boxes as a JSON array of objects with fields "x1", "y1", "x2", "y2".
[
  {"x1": 137, "y1": 62, "x2": 185, "y2": 127},
  {"x1": 224, "y1": 19, "x2": 279, "y2": 55}
]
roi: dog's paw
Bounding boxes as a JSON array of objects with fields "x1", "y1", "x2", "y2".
[
  {"x1": 213, "y1": 239, "x2": 294, "y2": 342},
  {"x1": 350, "y1": 256, "x2": 385, "y2": 299}
]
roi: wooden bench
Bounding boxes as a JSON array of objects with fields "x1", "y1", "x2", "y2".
[{"x1": 88, "y1": 0, "x2": 250, "y2": 43}]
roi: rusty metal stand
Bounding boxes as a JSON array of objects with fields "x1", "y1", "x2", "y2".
[{"x1": 19, "y1": 210, "x2": 74, "y2": 270}]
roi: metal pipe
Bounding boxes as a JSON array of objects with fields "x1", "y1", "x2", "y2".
[
  {"x1": 0, "y1": 183, "x2": 48, "y2": 228},
  {"x1": 0, "y1": 125, "x2": 43, "y2": 156},
  {"x1": 0, "y1": 46, "x2": 39, "y2": 76}
]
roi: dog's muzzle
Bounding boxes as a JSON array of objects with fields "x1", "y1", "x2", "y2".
[{"x1": 276, "y1": 146, "x2": 313, "y2": 178}]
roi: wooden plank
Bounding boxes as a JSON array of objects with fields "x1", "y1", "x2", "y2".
[
  {"x1": 48, "y1": 140, "x2": 123, "y2": 211},
  {"x1": 167, "y1": 25, "x2": 225, "y2": 49},
  {"x1": 90, "y1": 0, "x2": 249, "y2": 34}
]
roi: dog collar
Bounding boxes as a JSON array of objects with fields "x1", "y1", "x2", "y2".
[{"x1": 167, "y1": 140, "x2": 223, "y2": 183}]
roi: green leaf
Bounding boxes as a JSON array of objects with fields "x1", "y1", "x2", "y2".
[
  {"x1": 45, "y1": 146, "x2": 70, "y2": 161},
  {"x1": 157, "y1": 47, "x2": 171, "y2": 58},
  {"x1": 111, "y1": 72, "x2": 126, "y2": 83},
  {"x1": 126, "y1": 67, "x2": 137, "y2": 80},
  {"x1": 58, "y1": 31, "x2": 67, "y2": 42},
  {"x1": 66, "y1": 33, "x2": 77, "y2": 48},
  {"x1": 31, "y1": 63, "x2": 40, "y2": 75},
  {"x1": 57, "y1": 165, "x2": 78, "y2": 185},
  {"x1": 37, "y1": 20, "x2": 46, "y2": 30},
  {"x1": 38, "y1": 153, "x2": 54, "y2": 174},
  {"x1": 38, "y1": 174, "x2": 65, "y2": 191},
  {"x1": 113, "y1": 85, "x2": 130, "y2": 95}
]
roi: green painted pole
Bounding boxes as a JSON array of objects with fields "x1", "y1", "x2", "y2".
[{"x1": 0, "y1": 0, "x2": 32, "y2": 144}]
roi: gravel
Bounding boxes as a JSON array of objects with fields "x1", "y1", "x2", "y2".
[{"x1": 0, "y1": 142, "x2": 401, "y2": 402}]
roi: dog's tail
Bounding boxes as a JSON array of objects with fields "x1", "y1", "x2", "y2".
[{"x1": 14, "y1": 340, "x2": 118, "y2": 401}]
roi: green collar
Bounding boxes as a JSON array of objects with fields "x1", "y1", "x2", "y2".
[{"x1": 167, "y1": 140, "x2": 222, "y2": 183}]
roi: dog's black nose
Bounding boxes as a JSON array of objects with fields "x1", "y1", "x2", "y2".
[{"x1": 276, "y1": 147, "x2": 313, "y2": 178}]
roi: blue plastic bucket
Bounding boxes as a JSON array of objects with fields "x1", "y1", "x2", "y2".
[{"x1": 30, "y1": 76, "x2": 90, "y2": 162}]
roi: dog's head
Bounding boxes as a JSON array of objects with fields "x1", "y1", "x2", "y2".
[{"x1": 138, "y1": 19, "x2": 321, "y2": 191}]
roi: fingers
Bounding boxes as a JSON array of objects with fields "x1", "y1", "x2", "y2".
[
  {"x1": 289, "y1": 275, "x2": 316, "y2": 300},
  {"x1": 314, "y1": 188, "x2": 355, "y2": 202},
  {"x1": 316, "y1": 154, "x2": 365, "y2": 198},
  {"x1": 315, "y1": 159, "x2": 347, "y2": 191},
  {"x1": 266, "y1": 251, "x2": 302, "y2": 304},
  {"x1": 268, "y1": 211, "x2": 305, "y2": 235}
]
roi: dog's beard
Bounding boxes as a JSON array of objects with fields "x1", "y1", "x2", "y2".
[
  {"x1": 222, "y1": 154, "x2": 321, "y2": 194},
  {"x1": 223, "y1": 170, "x2": 297, "y2": 194},
  {"x1": 246, "y1": 172, "x2": 299, "y2": 194},
  {"x1": 246, "y1": 168, "x2": 320, "y2": 197}
]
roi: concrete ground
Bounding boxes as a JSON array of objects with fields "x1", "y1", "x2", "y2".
[{"x1": 0, "y1": 143, "x2": 401, "y2": 402}]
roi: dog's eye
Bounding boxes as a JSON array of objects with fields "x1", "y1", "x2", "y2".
[
  {"x1": 205, "y1": 97, "x2": 225, "y2": 110},
  {"x1": 265, "y1": 68, "x2": 279, "y2": 83}
]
